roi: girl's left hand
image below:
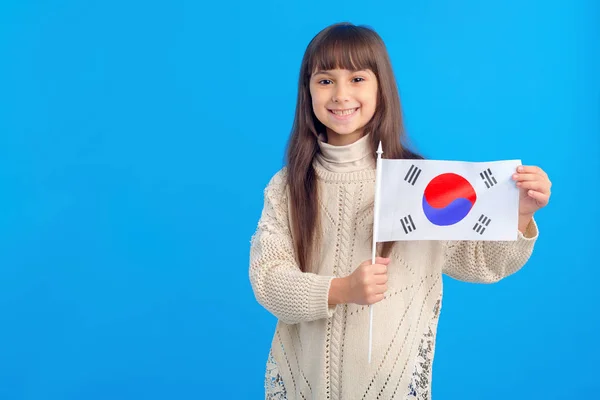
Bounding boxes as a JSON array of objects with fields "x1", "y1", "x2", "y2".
[{"x1": 512, "y1": 165, "x2": 552, "y2": 217}]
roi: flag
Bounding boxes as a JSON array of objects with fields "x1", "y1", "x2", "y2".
[{"x1": 375, "y1": 159, "x2": 520, "y2": 242}]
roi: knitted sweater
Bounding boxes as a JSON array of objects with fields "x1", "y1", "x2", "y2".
[{"x1": 249, "y1": 134, "x2": 538, "y2": 400}]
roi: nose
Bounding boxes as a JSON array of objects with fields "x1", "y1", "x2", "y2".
[{"x1": 332, "y1": 83, "x2": 350, "y2": 103}]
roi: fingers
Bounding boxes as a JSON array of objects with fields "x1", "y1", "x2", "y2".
[
  {"x1": 374, "y1": 257, "x2": 390, "y2": 265},
  {"x1": 512, "y1": 173, "x2": 541, "y2": 182},
  {"x1": 526, "y1": 190, "x2": 550, "y2": 205},
  {"x1": 516, "y1": 180, "x2": 550, "y2": 193},
  {"x1": 368, "y1": 293, "x2": 385, "y2": 304},
  {"x1": 373, "y1": 273, "x2": 388, "y2": 285},
  {"x1": 372, "y1": 264, "x2": 388, "y2": 275},
  {"x1": 359, "y1": 257, "x2": 390, "y2": 267},
  {"x1": 365, "y1": 257, "x2": 390, "y2": 265},
  {"x1": 513, "y1": 166, "x2": 552, "y2": 193},
  {"x1": 357, "y1": 263, "x2": 386, "y2": 277},
  {"x1": 374, "y1": 284, "x2": 388, "y2": 294},
  {"x1": 367, "y1": 285, "x2": 387, "y2": 305},
  {"x1": 513, "y1": 172, "x2": 551, "y2": 185},
  {"x1": 353, "y1": 257, "x2": 390, "y2": 305},
  {"x1": 516, "y1": 165, "x2": 548, "y2": 178}
]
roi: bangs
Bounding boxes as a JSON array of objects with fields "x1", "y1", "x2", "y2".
[{"x1": 307, "y1": 25, "x2": 379, "y2": 76}]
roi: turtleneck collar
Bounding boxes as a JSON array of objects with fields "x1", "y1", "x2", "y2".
[{"x1": 314, "y1": 133, "x2": 375, "y2": 174}]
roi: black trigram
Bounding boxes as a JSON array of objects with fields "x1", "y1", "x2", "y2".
[
  {"x1": 400, "y1": 215, "x2": 416, "y2": 234},
  {"x1": 480, "y1": 168, "x2": 497, "y2": 188},
  {"x1": 473, "y1": 214, "x2": 491, "y2": 234},
  {"x1": 404, "y1": 165, "x2": 422, "y2": 186}
]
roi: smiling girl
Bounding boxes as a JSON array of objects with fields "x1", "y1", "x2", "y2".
[{"x1": 249, "y1": 22, "x2": 551, "y2": 400}]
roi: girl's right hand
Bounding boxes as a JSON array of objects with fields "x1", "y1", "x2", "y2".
[{"x1": 344, "y1": 257, "x2": 390, "y2": 305}]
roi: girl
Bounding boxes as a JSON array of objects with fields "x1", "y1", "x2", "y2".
[{"x1": 249, "y1": 22, "x2": 551, "y2": 400}]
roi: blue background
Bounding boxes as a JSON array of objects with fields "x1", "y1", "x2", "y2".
[{"x1": 0, "y1": 0, "x2": 598, "y2": 399}]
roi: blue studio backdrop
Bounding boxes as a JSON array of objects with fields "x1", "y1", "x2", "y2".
[{"x1": 0, "y1": 0, "x2": 598, "y2": 399}]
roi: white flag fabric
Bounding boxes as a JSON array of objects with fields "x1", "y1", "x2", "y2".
[{"x1": 376, "y1": 159, "x2": 520, "y2": 242}]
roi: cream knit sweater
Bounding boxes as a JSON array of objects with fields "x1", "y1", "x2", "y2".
[{"x1": 249, "y1": 134, "x2": 538, "y2": 400}]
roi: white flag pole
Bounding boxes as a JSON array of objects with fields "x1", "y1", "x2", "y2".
[{"x1": 368, "y1": 141, "x2": 383, "y2": 364}]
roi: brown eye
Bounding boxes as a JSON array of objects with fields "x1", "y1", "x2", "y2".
[
  {"x1": 319, "y1": 79, "x2": 333, "y2": 85},
  {"x1": 352, "y1": 77, "x2": 365, "y2": 83}
]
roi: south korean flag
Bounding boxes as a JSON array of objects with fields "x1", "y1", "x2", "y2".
[{"x1": 375, "y1": 159, "x2": 521, "y2": 241}]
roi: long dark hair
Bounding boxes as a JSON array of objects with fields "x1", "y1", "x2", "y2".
[{"x1": 286, "y1": 23, "x2": 421, "y2": 272}]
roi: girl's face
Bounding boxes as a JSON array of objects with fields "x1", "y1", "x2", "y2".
[{"x1": 309, "y1": 68, "x2": 378, "y2": 146}]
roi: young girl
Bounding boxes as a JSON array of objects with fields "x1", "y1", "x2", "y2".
[{"x1": 249, "y1": 22, "x2": 551, "y2": 400}]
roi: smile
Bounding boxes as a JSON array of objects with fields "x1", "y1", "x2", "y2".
[{"x1": 328, "y1": 108, "x2": 359, "y2": 117}]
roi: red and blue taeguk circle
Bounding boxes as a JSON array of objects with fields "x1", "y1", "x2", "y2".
[{"x1": 422, "y1": 173, "x2": 477, "y2": 226}]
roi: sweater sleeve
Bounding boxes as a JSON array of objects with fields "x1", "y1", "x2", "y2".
[
  {"x1": 441, "y1": 218, "x2": 539, "y2": 283},
  {"x1": 249, "y1": 169, "x2": 336, "y2": 325}
]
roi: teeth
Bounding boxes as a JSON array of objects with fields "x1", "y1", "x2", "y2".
[{"x1": 332, "y1": 108, "x2": 357, "y2": 116}]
